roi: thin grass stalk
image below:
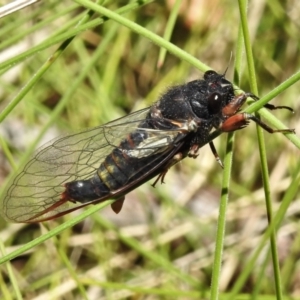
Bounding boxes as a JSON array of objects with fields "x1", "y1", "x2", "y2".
[
  {"x1": 238, "y1": 1, "x2": 284, "y2": 298},
  {"x1": 210, "y1": 133, "x2": 234, "y2": 300}
]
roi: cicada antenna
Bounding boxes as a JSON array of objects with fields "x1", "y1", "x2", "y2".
[{"x1": 222, "y1": 51, "x2": 233, "y2": 77}]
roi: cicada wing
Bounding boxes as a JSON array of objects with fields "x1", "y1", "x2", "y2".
[
  {"x1": 1, "y1": 108, "x2": 188, "y2": 223},
  {"x1": 21, "y1": 139, "x2": 186, "y2": 223}
]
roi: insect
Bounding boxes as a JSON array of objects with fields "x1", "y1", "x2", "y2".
[{"x1": 0, "y1": 70, "x2": 295, "y2": 223}]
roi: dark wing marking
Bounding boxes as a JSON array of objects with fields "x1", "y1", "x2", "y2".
[{"x1": 1, "y1": 108, "x2": 189, "y2": 223}]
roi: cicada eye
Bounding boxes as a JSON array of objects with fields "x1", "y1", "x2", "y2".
[
  {"x1": 207, "y1": 92, "x2": 223, "y2": 114},
  {"x1": 204, "y1": 70, "x2": 218, "y2": 80}
]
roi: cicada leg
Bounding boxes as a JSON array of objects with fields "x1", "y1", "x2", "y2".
[
  {"x1": 209, "y1": 141, "x2": 224, "y2": 168},
  {"x1": 152, "y1": 152, "x2": 183, "y2": 187},
  {"x1": 111, "y1": 196, "x2": 125, "y2": 214},
  {"x1": 221, "y1": 92, "x2": 295, "y2": 133}
]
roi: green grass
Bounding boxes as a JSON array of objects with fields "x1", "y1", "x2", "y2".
[{"x1": 0, "y1": 0, "x2": 300, "y2": 299}]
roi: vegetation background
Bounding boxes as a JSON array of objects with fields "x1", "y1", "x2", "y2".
[{"x1": 0, "y1": 0, "x2": 299, "y2": 299}]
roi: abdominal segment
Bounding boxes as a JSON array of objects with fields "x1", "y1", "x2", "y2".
[{"x1": 61, "y1": 128, "x2": 172, "y2": 204}]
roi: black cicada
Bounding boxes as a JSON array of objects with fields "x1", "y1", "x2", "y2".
[{"x1": 0, "y1": 70, "x2": 295, "y2": 223}]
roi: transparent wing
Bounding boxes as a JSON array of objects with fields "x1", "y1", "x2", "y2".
[{"x1": 1, "y1": 108, "x2": 188, "y2": 222}]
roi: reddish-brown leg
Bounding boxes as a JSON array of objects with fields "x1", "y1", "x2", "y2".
[
  {"x1": 111, "y1": 197, "x2": 125, "y2": 214},
  {"x1": 221, "y1": 91, "x2": 294, "y2": 133},
  {"x1": 222, "y1": 93, "x2": 256, "y2": 116},
  {"x1": 221, "y1": 113, "x2": 295, "y2": 134}
]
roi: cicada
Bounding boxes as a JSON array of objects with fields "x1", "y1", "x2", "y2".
[{"x1": 0, "y1": 70, "x2": 294, "y2": 222}]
